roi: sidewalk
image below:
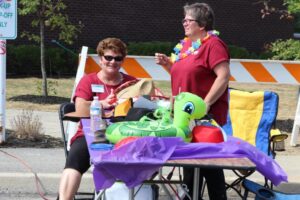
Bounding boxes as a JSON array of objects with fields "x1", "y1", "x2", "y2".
[{"x1": 1, "y1": 109, "x2": 300, "y2": 199}]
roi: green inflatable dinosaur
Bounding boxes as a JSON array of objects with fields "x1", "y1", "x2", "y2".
[{"x1": 105, "y1": 92, "x2": 206, "y2": 143}]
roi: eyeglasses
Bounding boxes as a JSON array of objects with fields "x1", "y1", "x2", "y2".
[
  {"x1": 182, "y1": 19, "x2": 197, "y2": 24},
  {"x1": 103, "y1": 55, "x2": 124, "y2": 62}
]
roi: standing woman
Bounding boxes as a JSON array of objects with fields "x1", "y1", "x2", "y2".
[
  {"x1": 155, "y1": 3, "x2": 230, "y2": 200},
  {"x1": 58, "y1": 38, "x2": 136, "y2": 200}
]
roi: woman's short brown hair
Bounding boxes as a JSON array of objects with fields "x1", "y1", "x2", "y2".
[
  {"x1": 184, "y1": 3, "x2": 215, "y2": 31},
  {"x1": 96, "y1": 38, "x2": 127, "y2": 57}
]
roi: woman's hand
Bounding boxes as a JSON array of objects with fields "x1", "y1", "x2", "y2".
[
  {"x1": 204, "y1": 101, "x2": 211, "y2": 114},
  {"x1": 204, "y1": 61, "x2": 230, "y2": 114},
  {"x1": 101, "y1": 89, "x2": 117, "y2": 109},
  {"x1": 155, "y1": 53, "x2": 172, "y2": 69}
]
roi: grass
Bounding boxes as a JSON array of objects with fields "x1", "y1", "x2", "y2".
[
  {"x1": 6, "y1": 77, "x2": 75, "y2": 111},
  {"x1": 5, "y1": 78, "x2": 172, "y2": 112}
]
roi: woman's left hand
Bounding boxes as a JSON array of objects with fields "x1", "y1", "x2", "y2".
[{"x1": 204, "y1": 61, "x2": 230, "y2": 114}]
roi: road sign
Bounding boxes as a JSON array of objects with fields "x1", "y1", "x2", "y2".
[{"x1": 0, "y1": 0, "x2": 17, "y2": 39}]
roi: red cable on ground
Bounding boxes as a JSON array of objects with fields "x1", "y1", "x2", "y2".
[{"x1": 0, "y1": 149, "x2": 50, "y2": 200}]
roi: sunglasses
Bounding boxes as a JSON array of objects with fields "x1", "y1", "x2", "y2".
[{"x1": 103, "y1": 55, "x2": 124, "y2": 62}]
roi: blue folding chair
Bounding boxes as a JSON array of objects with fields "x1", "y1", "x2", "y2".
[
  {"x1": 243, "y1": 179, "x2": 300, "y2": 200},
  {"x1": 222, "y1": 89, "x2": 288, "y2": 197}
]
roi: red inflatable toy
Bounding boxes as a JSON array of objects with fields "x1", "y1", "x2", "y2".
[
  {"x1": 192, "y1": 125, "x2": 225, "y2": 143},
  {"x1": 114, "y1": 136, "x2": 140, "y2": 149}
]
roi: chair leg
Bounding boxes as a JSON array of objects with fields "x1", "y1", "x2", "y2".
[
  {"x1": 242, "y1": 189, "x2": 249, "y2": 200},
  {"x1": 201, "y1": 179, "x2": 206, "y2": 198},
  {"x1": 95, "y1": 190, "x2": 107, "y2": 200}
]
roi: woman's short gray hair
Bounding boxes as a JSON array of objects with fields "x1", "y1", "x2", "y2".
[{"x1": 184, "y1": 3, "x2": 215, "y2": 30}]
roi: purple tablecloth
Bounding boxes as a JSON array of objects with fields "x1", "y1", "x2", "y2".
[{"x1": 82, "y1": 119, "x2": 288, "y2": 191}]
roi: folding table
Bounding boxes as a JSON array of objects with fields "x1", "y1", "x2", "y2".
[{"x1": 82, "y1": 119, "x2": 258, "y2": 200}]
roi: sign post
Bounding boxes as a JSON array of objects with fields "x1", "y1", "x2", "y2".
[{"x1": 0, "y1": 0, "x2": 17, "y2": 143}]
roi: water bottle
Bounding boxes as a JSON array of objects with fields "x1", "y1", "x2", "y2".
[
  {"x1": 90, "y1": 96, "x2": 106, "y2": 142},
  {"x1": 90, "y1": 96, "x2": 101, "y2": 133}
]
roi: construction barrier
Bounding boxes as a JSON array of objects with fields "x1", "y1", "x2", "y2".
[
  {"x1": 83, "y1": 54, "x2": 300, "y2": 84},
  {"x1": 73, "y1": 46, "x2": 300, "y2": 146}
]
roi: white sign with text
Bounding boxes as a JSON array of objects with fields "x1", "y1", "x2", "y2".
[{"x1": 0, "y1": 0, "x2": 17, "y2": 39}]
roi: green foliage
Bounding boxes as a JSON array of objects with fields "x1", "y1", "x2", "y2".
[
  {"x1": 18, "y1": 0, "x2": 83, "y2": 45},
  {"x1": 227, "y1": 45, "x2": 265, "y2": 59},
  {"x1": 45, "y1": 47, "x2": 78, "y2": 76},
  {"x1": 6, "y1": 44, "x2": 78, "y2": 76},
  {"x1": 294, "y1": 13, "x2": 300, "y2": 32},
  {"x1": 267, "y1": 39, "x2": 300, "y2": 60},
  {"x1": 35, "y1": 79, "x2": 58, "y2": 96},
  {"x1": 126, "y1": 42, "x2": 271, "y2": 59},
  {"x1": 128, "y1": 41, "x2": 175, "y2": 56},
  {"x1": 7, "y1": 45, "x2": 40, "y2": 75},
  {"x1": 228, "y1": 45, "x2": 251, "y2": 59},
  {"x1": 20, "y1": 31, "x2": 41, "y2": 43},
  {"x1": 256, "y1": 51, "x2": 274, "y2": 60},
  {"x1": 88, "y1": 48, "x2": 97, "y2": 54},
  {"x1": 284, "y1": 0, "x2": 300, "y2": 15}
]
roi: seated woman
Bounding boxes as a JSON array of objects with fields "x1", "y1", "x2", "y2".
[{"x1": 58, "y1": 37, "x2": 137, "y2": 200}]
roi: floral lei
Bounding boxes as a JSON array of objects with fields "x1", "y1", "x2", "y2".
[{"x1": 170, "y1": 30, "x2": 220, "y2": 63}]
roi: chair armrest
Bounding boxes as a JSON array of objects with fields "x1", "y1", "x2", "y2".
[
  {"x1": 60, "y1": 102, "x2": 81, "y2": 122},
  {"x1": 270, "y1": 129, "x2": 288, "y2": 154},
  {"x1": 62, "y1": 115, "x2": 81, "y2": 122},
  {"x1": 270, "y1": 129, "x2": 288, "y2": 143}
]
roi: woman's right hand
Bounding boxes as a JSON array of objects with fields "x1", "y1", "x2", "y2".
[
  {"x1": 155, "y1": 53, "x2": 172, "y2": 69},
  {"x1": 101, "y1": 89, "x2": 117, "y2": 109}
]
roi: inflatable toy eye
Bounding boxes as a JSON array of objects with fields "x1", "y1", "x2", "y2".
[{"x1": 183, "y1": 102, "x2": 194, "y2": 115}]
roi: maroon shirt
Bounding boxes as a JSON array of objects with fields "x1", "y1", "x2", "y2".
[
  {"x1": 71, "y1": 72, "x2": 136, "y2": 144},
  {"x1": 171, "y1": 36, "x2": 230, "y2": 125}
]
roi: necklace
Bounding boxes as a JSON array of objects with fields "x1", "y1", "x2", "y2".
[
  {"x1": 99, "y1": 72, "x2": 123, "y2": 94},
  {"x1": 170, "y1": 30, "x2": 219, "y2": 63}
]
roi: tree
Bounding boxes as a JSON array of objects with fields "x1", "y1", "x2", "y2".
[
  {"x1": 260, "y1": 0, "x2": 300, "y2": 19},
  {"x1": 259, "y1": 1, "x2": 300, "y2": 60},
  {"x1": 19, "y1": 0, "x2": 83, "y2": 98}
]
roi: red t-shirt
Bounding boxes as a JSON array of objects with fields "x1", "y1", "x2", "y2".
[
  {"x1": 171, "y1": 36, "x2": 230, "y2": 125},
  {"x1": 71, "y1": 72, "x2": 137, "y2": 143}
]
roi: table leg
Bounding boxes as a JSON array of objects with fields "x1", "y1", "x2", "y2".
[
  {"x1": 129, "y1": 188, "x2": 134, "y2": 200},
  {"x1": 193, "y1": 167, "x2": 200, "y2": 200}
]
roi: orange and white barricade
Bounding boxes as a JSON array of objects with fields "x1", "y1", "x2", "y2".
[{"x1": 72, "y1": 46, "x2": 300, "y2": 147}]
